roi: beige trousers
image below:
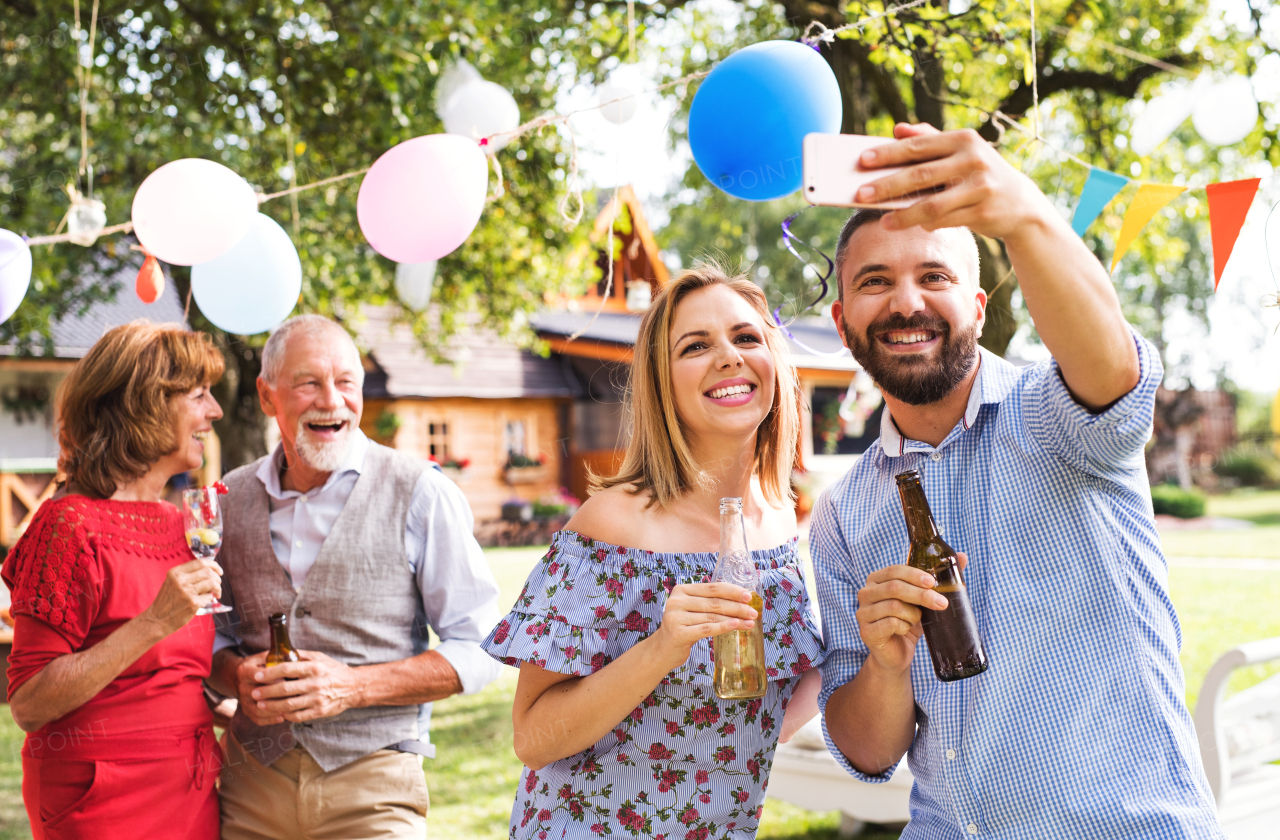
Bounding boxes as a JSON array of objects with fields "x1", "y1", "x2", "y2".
[{"x1": 219, "y1": 731, "x2": 429, "y2": 840}]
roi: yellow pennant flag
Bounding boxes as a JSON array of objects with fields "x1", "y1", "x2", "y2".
[{"x1": 1110, "y1": 183, "x2": 1187, "y2": 272}]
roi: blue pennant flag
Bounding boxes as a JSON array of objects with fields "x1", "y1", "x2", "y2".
[{"x1": 1071, "y1": 168, "x2": 1129, "y2": 237}]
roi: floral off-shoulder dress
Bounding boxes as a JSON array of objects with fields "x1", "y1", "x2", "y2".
[{"x1": 481, "y1": 530, "x2": 825, "y2": 840}]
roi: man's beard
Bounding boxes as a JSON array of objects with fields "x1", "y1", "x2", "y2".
[
  {"x1": 293, "y1": 409, "x2": 358, "y2": 472},
  {"x1": 843, "y1": 313, "x2": 978, "y2": 406}
]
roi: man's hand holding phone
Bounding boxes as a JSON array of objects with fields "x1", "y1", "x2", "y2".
[{"x1": 806, "y1": 122, "x2": 1055, "y2": 242}]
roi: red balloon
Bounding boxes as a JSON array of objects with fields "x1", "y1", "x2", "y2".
[{"x1": 136, "y1": 254, "x2": 165, "y2": 304}]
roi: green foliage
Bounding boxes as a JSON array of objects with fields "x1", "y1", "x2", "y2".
[
  {"x1": 1151, "y1": 483, "x2": 1207, "y2": 518},
  {"x1": 663, "y1": 0, "x2": 1268, "y2": 367},
  {"x1": 0, "y1": 0, "x2": 670, "y2": 358},
  {"x1": 1235, "y1": 390, "x2": 1278, "y2": 443},
  {"x1": 373, "y1": 408, "x2": 402, "y2": 441},
  {"x1": 505, "y1": 451, "x2": 544, "y2": 468},
  {"x1": 1215, "y1": 446, "x2": 1280, "y2": 488}
]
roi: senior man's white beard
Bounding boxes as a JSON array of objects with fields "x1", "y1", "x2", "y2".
[{"x1": 293, "y1": 409, "x2": 358, "y2": 472}]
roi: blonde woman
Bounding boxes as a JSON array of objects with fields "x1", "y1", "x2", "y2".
[{"x1": 483, "y1": 261, "x2": 824, "y2": 839}]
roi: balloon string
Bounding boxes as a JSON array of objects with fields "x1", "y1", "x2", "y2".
[
  {"x1": 258, "y1": 168, "x2": 369, "y2": 202},
  {"x1": 801, "y1": 0, "x2": 934, "y2": 46}
]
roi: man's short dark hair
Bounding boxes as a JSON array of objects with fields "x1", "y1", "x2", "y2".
[{"x1": 834, "y1": 208, "x2": 890, "y2": 300}]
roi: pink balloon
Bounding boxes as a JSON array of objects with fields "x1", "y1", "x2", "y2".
[{"x1": 357, "y1": 134, "x2": 488, "y2": 263}]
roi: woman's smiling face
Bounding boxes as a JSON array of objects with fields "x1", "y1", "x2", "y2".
[{"x1": 668, "y1": 284, "x2": 777, "y2": 450}]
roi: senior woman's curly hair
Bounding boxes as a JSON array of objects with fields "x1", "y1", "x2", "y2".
[{"x1": 56, "y1": 320, "x2": 225, "y2": 499}]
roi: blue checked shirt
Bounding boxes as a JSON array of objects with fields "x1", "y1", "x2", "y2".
[{"x1": 812, "y1": 332, "x2": 1223, "y2": 839}]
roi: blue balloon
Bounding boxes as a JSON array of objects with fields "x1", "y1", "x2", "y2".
[
  {"x1": 191, "y1": 213, "x2": 301, "y2": 335},
  {"x1": 689, "y1": 41, "x2": 842, "y2": 201}
]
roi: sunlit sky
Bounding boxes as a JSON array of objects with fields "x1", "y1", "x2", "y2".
[{"x1": 549, "y1": 0, "x2": 1280, "y2": 396}]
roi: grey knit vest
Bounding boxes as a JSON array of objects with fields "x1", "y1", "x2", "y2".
[{"x1": 217, "y1": 442, "x2": 427, "y2": 771}]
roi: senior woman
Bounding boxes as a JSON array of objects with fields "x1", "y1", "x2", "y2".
[{"x1": 2, "y1": 321, "x2": 226, "y2": 840}]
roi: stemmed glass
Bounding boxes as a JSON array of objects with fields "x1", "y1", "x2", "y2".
[{"x1": 181, "y1": 487, "x2": 233, "y2": 615}]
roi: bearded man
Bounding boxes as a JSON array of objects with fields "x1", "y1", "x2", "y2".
[
  {"x1": 812, "y1": 125, "x2": 1223, "y2": 839},
  {"x1": 206, "y1": 314, "x2": 502, "y2": 840}
]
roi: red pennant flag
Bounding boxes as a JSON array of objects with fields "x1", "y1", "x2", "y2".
[
  {"x1": 135, "y1": 253, "x2": 165, "y2": 304},
  {"x1": 1206, "y1": 178, "x2": 1261, "y2": 291}
]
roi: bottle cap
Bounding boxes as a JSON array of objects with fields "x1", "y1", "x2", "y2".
[{"x1": 895, "y1": 469, "x2": 921, "y2": 484}]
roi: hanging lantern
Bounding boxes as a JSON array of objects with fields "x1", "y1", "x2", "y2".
[{"x1": 66, "y1": 195, "x2": 107, "y2": 247}]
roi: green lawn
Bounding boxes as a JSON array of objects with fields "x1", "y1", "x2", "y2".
[
  {"x1": 1158, "y1": 488, "x2": 1280, "y2": 559},
  {"x1": 0, "y1": 543, "x2": 1276, "y2": 840}
]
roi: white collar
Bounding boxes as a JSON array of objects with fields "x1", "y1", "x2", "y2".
[{"x1": 879, "y1": 351, "x2": 988, "y2": 458}]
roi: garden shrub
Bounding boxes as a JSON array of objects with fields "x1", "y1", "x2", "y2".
[
  {"x1": 1214, "y1": 447, "x2": 1280, "y2": 488},
  {"x1": 1151, "y1": 484, "x2": 1206, "y2": 519}
]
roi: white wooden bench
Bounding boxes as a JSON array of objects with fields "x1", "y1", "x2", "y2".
[
  {"x1": 1193, "y1": 636, "x2": 1280, "y2": 840},
  {"x1": 767, "y1": 716, "x2": 913, "y2": 836}
]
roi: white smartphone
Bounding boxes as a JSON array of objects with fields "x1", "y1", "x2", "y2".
[{"x1": 803, "y1": 133, "x2": 922, "y2": 209}]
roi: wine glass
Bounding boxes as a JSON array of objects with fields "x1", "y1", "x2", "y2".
[{"x1": 181, "y1": 487, "x2": 233, "y2": 615}]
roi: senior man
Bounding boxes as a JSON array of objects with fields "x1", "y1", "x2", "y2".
[
  {"x1": 811, "y1": 124, "x2": 1222, "y2": 838},
  {"x1": 207, "y1": 314, "x2": 502, "y2": 840}
]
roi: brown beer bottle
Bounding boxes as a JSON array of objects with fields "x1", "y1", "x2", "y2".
[
  {"x1": 265, "y1": 612, "x2": 300, "y2": 667},
  {"x1": 894, "y1": 470, "x2": 988, "y2": 682}
]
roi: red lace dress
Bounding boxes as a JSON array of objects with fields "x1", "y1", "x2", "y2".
[{"x1": 1, "y1": 495, "x2": 220, "y2": 840}]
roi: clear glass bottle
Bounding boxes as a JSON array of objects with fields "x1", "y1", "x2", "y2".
[
  {"x1": 712, "y1": 497, "x2": 767, "y2": 699},
  {"x1": 895, "y1": 470, "x2": 988, "y2": 682}
]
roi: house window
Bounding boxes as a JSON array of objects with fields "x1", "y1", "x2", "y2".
[
  {"x1": 425, "y1": 420, "x2": 451, "y2": 461},
  {"x1": 504, "y1": 420, "x2": 527, "y2": 459},
  {"x1": 810, "y1": 386, "x2": 882, "y2": 455}
]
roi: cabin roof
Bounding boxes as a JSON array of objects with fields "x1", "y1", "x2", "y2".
[
  {"x1": 0, "y1": 259, "x2": 187, "y2": 360},
  {"x1": 531, "y1": 310, "x2": 859, "y2": 372},
  {"x1": 355, "y1": 306, "x2": 576, "y2": 400}
]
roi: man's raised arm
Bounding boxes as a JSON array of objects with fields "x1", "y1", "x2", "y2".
[{"x1": 853, "y1": 123, "x2": 1140, "y2": 410}]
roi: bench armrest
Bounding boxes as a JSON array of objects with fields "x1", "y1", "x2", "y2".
[{"x1": 1193, "y1": 636, "x2": 1280, "y2": 803}]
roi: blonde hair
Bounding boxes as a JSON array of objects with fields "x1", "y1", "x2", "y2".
[
  {"x1": 57, "y1": 320, "x2": 225, "y2": 499},
  {"x1": 595, "y1": 259, "x2": 801, "y2": 508}
]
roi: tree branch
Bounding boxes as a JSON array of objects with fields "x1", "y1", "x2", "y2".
[{"x1": 977, "y1": 54, "x2": 1196, "y2": 141}]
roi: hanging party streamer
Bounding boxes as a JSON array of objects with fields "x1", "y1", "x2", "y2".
[
  {"x1": 1205, "y1": 178, "x2": 1261, "y2": 291},
  {"x1": 1111, "y1": 183, "x2": 1187, "y2": 272},
  {"x1": 771, "y1": 210, "x2": 850, "y2": 358},
  {"x1": 1071, "y1": 168, "x2": 1129, "y2": 236}
]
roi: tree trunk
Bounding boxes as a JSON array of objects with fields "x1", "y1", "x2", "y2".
[
  {"x1": 212, "y1": 333, "x2": 269, "y2": 474},
  {"x1": 173, "y1": 268, "x2": 268, "y2": 473},
  {"x1": 976, "y1": 236, "x2": 1018, "y2": 357},
  {"x1": 911, "y1": 36, "x2": 946, "y2": 130}
]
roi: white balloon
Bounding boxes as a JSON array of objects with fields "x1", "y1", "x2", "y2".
[
  {"x1": 433, "y1": 59, "x2": 483, "y2": 120},
  {"x1": 597, "y1": 79, "x2": 640, "y2": 124},
  {"x1": 442, "y1": 80, "x2": 520, "y2": 151},
  {"x1": 1130, "y1": 90, "x2": 1194, "y2": 156},
  {"x1": 131, "y1": 158, "x2": 257, "y2": 266},
  {"x1": 0, "y1": 229, "x2": 32, "y2": 325},
  {"x1": 395, "y1": 260, "x2": 437, "y2": 312},
  {"x1": 191, "y1": 213, "x2": 301, "y2": 335},
  {"x1": 1193, "y1": 74, "x2": 1259, "y2": 147}
]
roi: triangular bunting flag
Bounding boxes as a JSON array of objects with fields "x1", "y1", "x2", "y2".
[
  {"x1": 1205, "y1": 178, "x2": 1261, "y2": 291},
  {"x1": 1071, "y1": 168, "x2": 1129, "y2": 237},
  {"x1": 1111, "y1": 183, "x2": 1187, "y2": 272}
]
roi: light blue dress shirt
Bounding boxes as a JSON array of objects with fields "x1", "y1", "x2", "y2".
[
  {"x1": 812, "y1": 334, "x2": 1223, "y2": 839},
  {"x1": 214, "y1": 430, "x2": 504, "y2": 756}
]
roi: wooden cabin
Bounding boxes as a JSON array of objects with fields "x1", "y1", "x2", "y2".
[{"x1": 359, "y1": 185, "x2": 870, "y2": 523}]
